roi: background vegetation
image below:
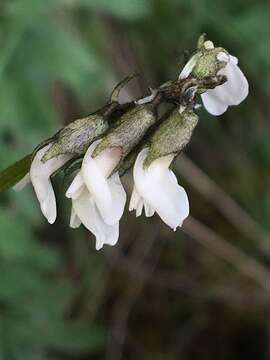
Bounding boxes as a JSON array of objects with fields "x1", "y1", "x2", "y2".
[{"x1": 0, "y1": 0, "x2": 270, "y2": 358}]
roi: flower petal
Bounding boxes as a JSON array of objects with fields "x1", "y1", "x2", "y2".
[
  {"x1": 136, "y1": 198, "x2": 143, "y2": 217},
  {"x1": 168, "y1": 171, "x2": 189, "y2": 228},
  {"x1": 201, "y1": 92, "x2": 229, "y2": 116},
  {"x1": 229, "y1": 55, "x2": 238, "y2": 65},
  {"x1": 40, "y1": 184, "x2": 57, "y2": 224},
  {"x1": 204, "y1": 40, "x2": 214, "y2": 50},
  {"x1": 105, "y1": 172, "x2": 126, "y2": 225},
  {"x1": 201, "y1": 71, "x2": 246, "y2": 115},
  {"x1": 129, "y1": 186, "x2": 141, "y2": 211},
  {"x1": 201, "y1": 53, "x2": 248, "y2": 115},
  {"x1": 223, "y1": 56, "x2": 249, "y2": 104},
  {"x1": 217, "y1": 57, "x2": 249, "y2": 105},
  {"x1": 216, "y1": 51, "x2": 230, "y2": 63},
  {"x1": 30, "y1": 143, "x2": 71, "y2": 224},
  {"x1": 134, "y1": 149, "x2": 189, "y2": 229},
  {"x1": 70, "y1": 206, "x2": 81, "y2": 228},
  {"x1": 65, "y1": 172, "x2": 84, "y2": 199},
  {"x1": 13, "y1": 173, "x2": 31, "y2": 191},
  {"x1": 82, "y1": 140, "x2": 122, "y2": 224},
  {"x1": 144, "y1": 201, "x2": 155, "y2": 217},
  {"x1": 129, "y1": 186, "x2": 147, "y2": 217},
  {"x1": 179, "y1": 53, "x2": 201, "y2": 80},
  {"x1": 72, "y1": 188, "x2": 119, "y2": 250}
]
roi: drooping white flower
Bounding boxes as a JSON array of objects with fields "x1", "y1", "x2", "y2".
[
  {"x1": 201, "y1": 52, "x2": 249, "y2": 115},
  {"x1": 14, "y1": 143, "x2": 71, "y2": 224},
  {"x1": 66, "y1": 139, "x2": 126, "y2": 250},
  {"x1": 129, "y1": 148, "x2": 189, "y2": 230},
  {"x1": 66, "y1": 140, "x2": 126, "y2": 225},
  {"x1": 81, "y1": 141, "x2": 126, "y2": 225},
  {"x1": 179, "y1": 48, "x2": 249, "y2": 116}
]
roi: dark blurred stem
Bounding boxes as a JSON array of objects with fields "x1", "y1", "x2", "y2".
[
  {"x1": 178, "y1": 155, "x2": 270, "y2": 255},
  {"x1": 183, "y1": 217, "x2": 270, "y2": 294}
]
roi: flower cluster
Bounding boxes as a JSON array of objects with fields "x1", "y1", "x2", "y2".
[{"x1": 11, "y1": 36, "x2": 249, "y2": 250}]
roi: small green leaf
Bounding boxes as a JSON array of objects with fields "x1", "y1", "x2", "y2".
[{"x1": 0, "y1": 154, "x2": 31, "y2": 192}]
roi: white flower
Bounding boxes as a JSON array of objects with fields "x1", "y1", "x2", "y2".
[
  {"x1": 129, "y1": 148, "x2": 189, "y2": 230},
  {"x1": 66, "y1": 139, "x2": 126, "y2": 250},
  {"x1": 14, "y1": 143, "x2": 71, "y2": 224},
  {"x1": 80, "y1": 141, "x2": 125, "y2": 225},
  {"x1": 179, "y1": 49, "x2": 249, "y2": 116},
  {"x1": 201, "y1": 52, "x2": 249, "y2": 115}
]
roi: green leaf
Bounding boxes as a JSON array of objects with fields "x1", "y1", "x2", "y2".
[{"x1": 0, "y1": 154, "x2": 31, "y2": 192}]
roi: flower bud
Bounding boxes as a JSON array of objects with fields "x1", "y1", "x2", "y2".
[
  {"x1": 92, "y1": 104, "x2": 156, "y2": 160},
  {"x1": 179, "y1": 37, "x2": 249, "y2": 115},
  {"x1": 179, "y1": 35, "x2": 228, "y2": 81},
  {"x1": 144, "y1": 107, "x2": 198, "y2": 168},
  {"x1": 42, "y1": 114, "x2": 109, "y2": 162},
  {"x1": 41, "y1": 75, "x2": 137, "y2": 163},
  {"x1": 191, "y1": 46, "x2": 228, "y2": 79}
]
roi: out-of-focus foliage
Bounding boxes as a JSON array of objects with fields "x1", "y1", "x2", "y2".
[
  {"x1": 1, "y1": 0, "x2": 270, "y2": 359},
  {"x1": 0, "y1": 207, "x2": 106, "y2": 359}
]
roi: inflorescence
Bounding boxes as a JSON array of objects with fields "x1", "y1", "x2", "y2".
[{"x1": 2, "y1": 35, "x2": 249, "y2": 250}]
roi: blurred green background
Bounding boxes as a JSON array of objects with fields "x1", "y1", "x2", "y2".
[{"x1": 0, "y1": 0, "x2": 270, "y2": 359}]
